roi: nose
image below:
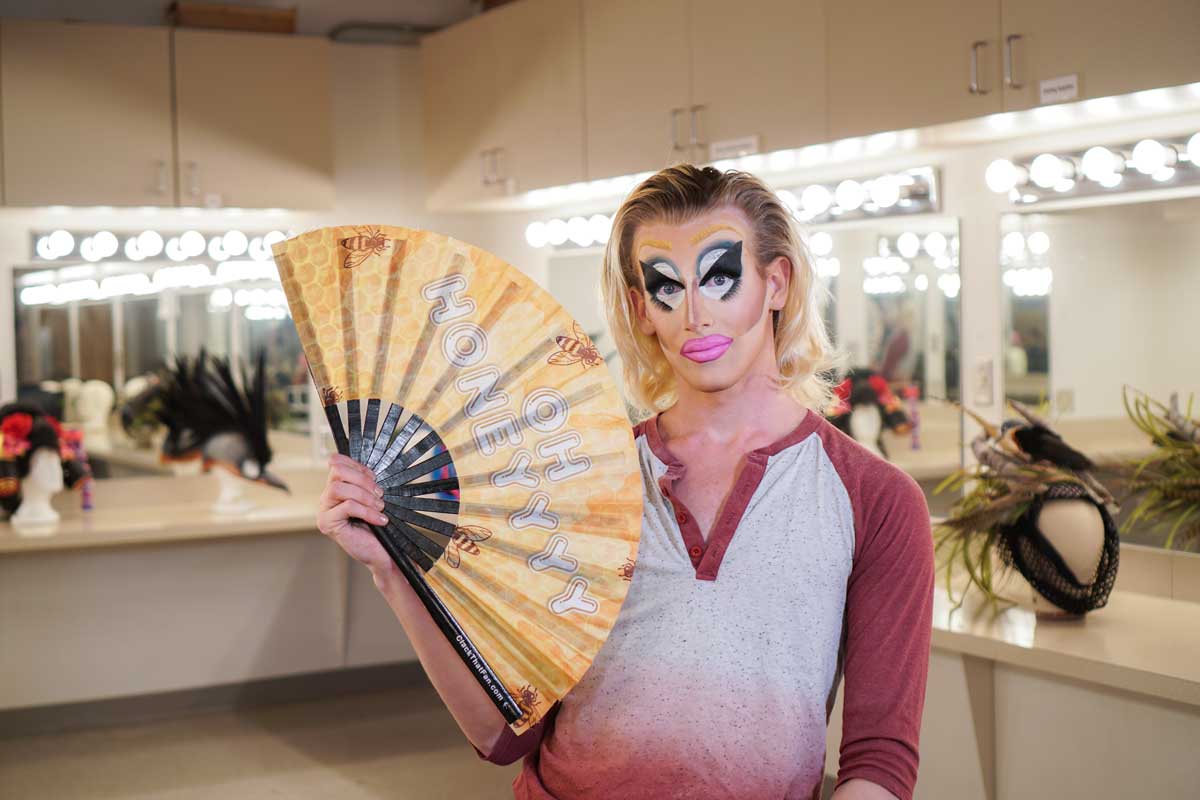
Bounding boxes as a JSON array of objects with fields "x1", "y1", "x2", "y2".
[{"x1": 684, "y1": 285, "x2": 711, "y2": 331}]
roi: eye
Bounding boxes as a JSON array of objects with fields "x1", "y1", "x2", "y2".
[
  {"x1": 708, "y1": 275, "x2": 731, "y2": 288},
  {"x1": 657, "y1": 283, "x2": 681, "y2": 296}
]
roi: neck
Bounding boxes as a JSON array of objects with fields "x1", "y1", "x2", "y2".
[{"x1": 661, "y1": 344, "x2": 807, "y2": 445}]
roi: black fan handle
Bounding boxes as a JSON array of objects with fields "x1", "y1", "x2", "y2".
[{"x1": 323, "y1": 403, "x2": 522, "y2": 723}]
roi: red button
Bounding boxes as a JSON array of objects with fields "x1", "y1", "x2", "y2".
[
  {"x1": 675, "y1": 510, "x2": 688, "y2": 524},
  {"x1": 689, "y1": 546, "x2": 702, "y2": 558}
]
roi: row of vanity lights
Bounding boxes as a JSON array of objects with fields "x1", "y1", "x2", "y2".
[
  {"x1": 19, "y1": 229, "x2": 294, "y2": 322},
  {"x1": 34, "y1": 228, "x2": 289, "y2": 263},
  {"x1": 525, "y1": 168, "x2": 939, "y2": 251},
  {"x1": 986, "y1": 133, "x2": 1200, "y2": 201}
]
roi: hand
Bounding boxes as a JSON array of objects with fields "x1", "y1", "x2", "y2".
[{"x1": 317, "y1": 453, "x2": 392, "y2": 574}]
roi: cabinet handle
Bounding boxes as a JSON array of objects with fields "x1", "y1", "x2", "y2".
[
  {"x1": 154, "y1": 160, "x2": 168, "y2": 195},
  {"x1": 1004, "y1": 33, "x2": 1024, "y2": 89},
  {"x1": 185, "y1": 161, "x2": 200, "y2": 198},
  {"x1": 669, "y1": 108, "x2": 686, "y2": 154},
  {"x1": 968, "y1": 40, "x2": 990, "y2": 95},
  {"x1": 492, "y1": 148, "x2": 506, "y2": 187},
  {"x1": 480, "y1": 150, "x2": 491, "y2": 185}
]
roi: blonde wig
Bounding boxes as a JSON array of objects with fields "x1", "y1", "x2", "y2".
[{"x1": 600, "y1": 164, "x2": 844, "y2": 417}]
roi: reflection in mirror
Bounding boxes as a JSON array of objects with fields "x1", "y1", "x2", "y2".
[
  {"x1": 1001, "y1": 199, "x2": 1200, "y2": 551},
  {"x1": 544, "y1": 216, "x2": 963, "y2": 516},
  {"x1": 808, "y1": 216, "x2": 962, "y2": 516},
  {"x1": 11, "y1": 266, "x2": 312, "y2": 479}
]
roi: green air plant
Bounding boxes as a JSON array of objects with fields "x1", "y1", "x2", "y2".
[
  {"x1": 1116, "y1": 386, "x2": 1200, "y2": 550},
  {"x1": 933, "y1": 401, "x2": 1115, "y2": 612}
]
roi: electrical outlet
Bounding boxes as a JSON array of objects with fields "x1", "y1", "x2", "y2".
[
  {"x1": 1055, "y1": 388, "x2": 1075, "y2": 413},
  {"x1": 973, "y1": 359, "x2": 994, "y2": 406}
]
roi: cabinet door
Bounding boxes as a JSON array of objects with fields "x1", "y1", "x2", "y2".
[
  {"x1": 1, "y1": 21, "x2": 174, "y2": 207},
  {"x1": 489, "y1": 0, "x2": 586, "y2": 194},
  {"x1": 827, "y1": 0, "x2": 1002, "y2": 141},
  {"x1": 174, "y1": 29, "x2": 333, "y2": 209},
  {"x1": 689, "y1": 0, "x2": 827, "y2": 158},
  {"x1": 422, "y1": 14, "x2": 502, "y2": 211},
  {"x1": 584, "y1": 0, "x2": 691, "y2": 179},
  {"x1": 1001, "y1": 0, "x2": 1200, "y2": 112}
]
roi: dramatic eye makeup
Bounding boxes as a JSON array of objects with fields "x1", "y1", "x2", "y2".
[
  {"x1": 640, "y1": 259, "x2": 685, "y2": 311},
  {"x1": 696, "y1": 240, "x2": 743, "y2": 301}
]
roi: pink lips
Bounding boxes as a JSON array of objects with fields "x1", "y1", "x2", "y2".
[{"x1": 680, "y1": 335, "x2": 733, "y2": 363}]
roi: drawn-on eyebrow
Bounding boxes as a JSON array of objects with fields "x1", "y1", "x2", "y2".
[
  {"x1": 637, "y1": 239, "x2": 672, "y2": 252},
  {"x1": 689, "y1": 224, "x2": 743, "y2": 246}
]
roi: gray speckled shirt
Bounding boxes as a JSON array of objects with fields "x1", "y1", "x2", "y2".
[{"x1": 482, "y1": 410, "x2": 934, "y2": 800}]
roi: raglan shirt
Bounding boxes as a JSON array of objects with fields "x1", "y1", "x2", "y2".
[{"x1": 477, "y1": 409, "x2": 934, "y2": 800}]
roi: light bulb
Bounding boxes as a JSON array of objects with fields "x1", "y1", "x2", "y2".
[
  {"x1": 180, "y1": 230, "x2": 206, "y2": 257},
  {"x1": 922, "y1": 232, "x2": 947, "y2": 258},
  {"x1": 567, "y1": 216, "x2": 592, "y2": 247},
  {"x1": 137, "y1": 230, "x2": 164, "y2": 258},
  {"x1": 897, "y1": 232, "x2": 921, "y2": 259},
  {"x1": 546, "y1": 219, "x2": 569, "y2": 247},
  {"x1": 524, "y1": 221, "x2": 548, "y2": 248},
  {"x1": 165, "y1": 237, "x2": 187, "y2": 262},
  {"x1": 1131, "y1": 139, "x2": 1177, "y2": 174},
  {"x1": 1030, "y1": 154, "x2": 1070, "y2": 188},
  {"x1": 1027, "y1": 231, "x2": 1050, "y2": 255},
  {"x1": 587, "y1": 214, "x2": 611, "y2": 245},
  {"x1": 208, "y1": 236, "x2": 229, "y2": 262},
  {"x1": 80, "y1": 237, "x2": 101, "y2": 262},
  {"x1": 985, "y1": 159, "x2": 1021, "y2": 193},
  {"x1": 800, "y1": 184, "x2": 832, "y2": 216},
  {"x1": 869, "y1": 175, "x2": 900, "y2": 208},
  {"x1": 1188, "y1": 132, "x2": 1200, "y2": 164},
  {"x1": 210, "y1": 288, "x2": 233, "y2": 308},
  {"x1": 36, "y1": 236, "x2": 55, "y2": 260},
  {"x1": 808, "y1": 232, "x2": 834, "y2": 257},
  {"x1": 1002, "y1": 231, "x2": 1026, "y2": 259},
  {"x1": 834, "y1": 179, "x2": 865, "y2": 211},
  {"x1": 915, "y1": 274, "x2": 929, "y2": 291},
  {"x1": 776, "y1": 189, "x2": 799, "y2": 213},
  {"x1": 1081, "y1": 146, "x2": 1123, "y2": 182},
  {"x1": 49, "y1": 229, "x2": 75, "y2": 258},
  {"x1": 222, "y1": 230, "x2": 248, "y2": 257},
  {"x1": 124, "y1": 237, "x2": 144, "y2": 262},
  {"x1": 1153, "y1": 167, "x2": 1176, "y2": 182},
  {"x1": 93, "y1": 231, "x2": 118, "y2": 258}
]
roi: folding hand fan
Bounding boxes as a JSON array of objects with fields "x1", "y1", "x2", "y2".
[{"x1": 273, "y1": 226, "x2": 642, "y2": 731}]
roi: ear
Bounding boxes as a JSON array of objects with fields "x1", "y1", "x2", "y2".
[
  {"x1": 765, "y1": 255, "x2": 791, "y2": 311},
  {"x1": 627, "y1": 286, "x2": 656, "y2": 337}
]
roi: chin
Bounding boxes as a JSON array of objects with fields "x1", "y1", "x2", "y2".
[{"x1": 671, "y1": 358, "x2": 750, "y2": 394}]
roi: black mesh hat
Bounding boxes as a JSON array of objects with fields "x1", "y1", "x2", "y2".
[{"x1": 997, "y1": 482, "x2": 1120, "y2": 615}]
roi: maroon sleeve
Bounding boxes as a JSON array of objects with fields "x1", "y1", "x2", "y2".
[
  {"x1": 472, "y1": 702, "x2": 559, "y2": 766},
  {"x1": 816, "y1": 421, "x2": 933, "y2": 800}
]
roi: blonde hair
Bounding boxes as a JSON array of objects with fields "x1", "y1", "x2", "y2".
[{"x1": 600, "y1": 164, "x2": 844, "y2": 417}]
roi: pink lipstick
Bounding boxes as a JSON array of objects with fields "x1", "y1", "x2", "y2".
[{"x1": 680, "y1": 335, "x2": 733, "y2": 363}]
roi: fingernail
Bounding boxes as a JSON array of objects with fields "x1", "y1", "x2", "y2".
[
  {"x1": 375, "y1": 513, "x2": 388, "y2": 524},
  {"x1": 374, "y1": 486, "x2": 384, "y2": 497},
  {"x1": 376, "y1": 499, "x2": 385, "y2": 510}
]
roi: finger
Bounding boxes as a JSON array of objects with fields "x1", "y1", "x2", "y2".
[
  {"x1": 331, "y1": 499, "x2": 389, "y2": 528},
  {"x1": 330, "y1": 453, "x2": 377, "y2": 481},
  {"x1": 328, "y1": 480, "x2": 386, "y2": 510},
  {"x1": 328, "y1": 464, "x2": 383, "y2": 496}
]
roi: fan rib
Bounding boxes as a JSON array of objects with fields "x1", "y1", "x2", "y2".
[
  {"x1": 385, "y1": 504, "x2": 458, "y2": 538},
  {"x1": 323, "y1": 405, "x2": 351, "y2": 457},
  {"x1": 379, "y1": 449, "x2": 453, "y2": 488},
  {"x1": 360, "y1": 398, "x2": 381, "y2": 466},
  {"x1": 372, "y1": 413, "x2": 423, "y2": 475},
  {"x1": 347, "y1": 399, "x2": 363, "y2": 462}
]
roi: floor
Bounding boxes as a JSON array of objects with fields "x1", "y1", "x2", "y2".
[{"x1": 0, "y1": 683, "x2": 521, "y2": 800}]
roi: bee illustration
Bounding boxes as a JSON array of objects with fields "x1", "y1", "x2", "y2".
[
  {"x1": 514, "y1": 684, "x2": 541, "y2": 728},
  {"x1": 618, "y1": 558, "x2": 635, "y2": 582},
  {"x1": 320, "y1": 386, "x2": 343, "y2": 406},
  {"x1": 338, "y1": 226, "x2": 390, "y2": 269},
  {"x1": 445, "y1": 524, "x2": 492, "y2": 568},
  {"x1": 549, "y1": 322, "x2": 602, "y2": 369}
]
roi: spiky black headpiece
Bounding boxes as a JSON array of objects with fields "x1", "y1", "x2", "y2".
[{"x1": 155, "y1": 349, "x2": 272, "y2": 469}]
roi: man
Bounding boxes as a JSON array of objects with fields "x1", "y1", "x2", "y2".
[{"x1": 318, "y1": 165, "x2": 933, "y2": 800}]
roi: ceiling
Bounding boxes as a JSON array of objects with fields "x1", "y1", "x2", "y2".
[{"x1": 0, "y1": 0, "x2": 477, "y2": 37}]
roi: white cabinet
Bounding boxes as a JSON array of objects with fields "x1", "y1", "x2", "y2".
[
  {"x1": 173, "y1": 29, "x2": 333, "y2": 209},
  {"x1": 0, "y1": 20, "x2": 175, "y2": 207},
  {"x1": 422, "y1": 0, "x2": 586, "y2": 211},
  {"x1": 1000, "y1": 0, "x2": 1200, "y2": 112},
  {"x1": 826, "y1": 0, "x2": 1003, "y2": 141},
  {"x1": 688, "y1": 0, "x2": 827, "y2": 160},
  {"x1": 583, "y1": 0, "x2": 691, "y2": 179}
]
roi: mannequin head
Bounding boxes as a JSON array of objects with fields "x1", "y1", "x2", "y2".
[
  {"x1": 0, "y1": 403, "x2": 79, "y2": 517},
  {"x1": 602, "y1": 164, "x2": 841, "y2": 414}
]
